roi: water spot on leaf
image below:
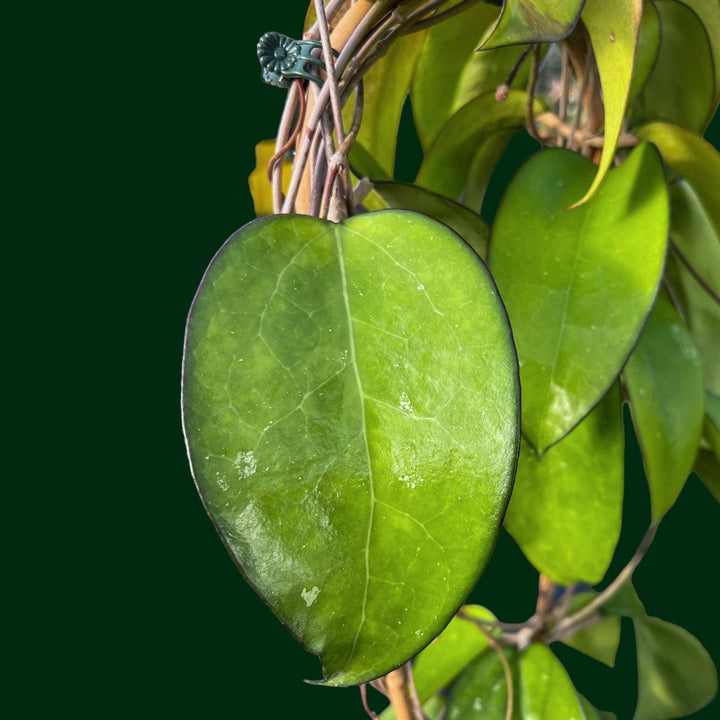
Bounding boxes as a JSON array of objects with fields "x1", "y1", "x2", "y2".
[
  {"x1": 399, "y1": 392, "x2": 415, "y2": 413},
  {"x1": 301, "y1": 586, "x2": 321, "y2": 607}
]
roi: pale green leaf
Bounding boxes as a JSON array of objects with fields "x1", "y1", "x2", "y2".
[
  {"x1": 182, "y1": 210, "x2": 520, "y2": 686},
  {"x1": 628, "y1": 0, "x2": 716, "y2": 133},
  {"x1": 381, "y1": 605, "x2": 497, "y2": 719},
  {"x1": 345, "y1": 30, "x2": 426, "y2": 179},
  {"x1": 504, "y1": 385, "x2": 624, "y2": 585},
  {"x1": 677, "y1": 0, "x2": 720, "y2": 103},
  {"x1": 560, "y1": 592, "x2": 621, "y2": 667},
  {"x1": 447, "y1": 647, "x2": 520, "y2": 720},
  {"x1": 624, "y1": 292, "x2": 704, "y2": 521},
  {"x1": 416, "y1": 90, "x2": 535, "y2": 200},
  {"x1": 521, "y1": 643, "x2": 585, "y2": 720},
  {"x1": 480, "y1": 0, "x2": 583, "y2": 50},
  {"x1": 628, "y1": 2, "x2": 660, "y2": 102},
  {"x1": 635, "y1": 122, "x2": 720, "y2": 236},
  {"x1": 367, "y1": 180, "x2": 489, "y2": 259},
  {"x1": 490, "y1": 144, "x2": 668, "y2": 451},
  {"x1": 635, "y1": 617, "x2": 718, "y2": 720},
  {"x1": 571, "y1": 0, "x2": 642, "y2": 207},
  {"x1": 412, "y1": 2, "x2": 501, "y2": 148}
]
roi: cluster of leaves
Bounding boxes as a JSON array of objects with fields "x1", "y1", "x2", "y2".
[{"x1": 183, "y1": 1, "x2": 719, "y2": 718}]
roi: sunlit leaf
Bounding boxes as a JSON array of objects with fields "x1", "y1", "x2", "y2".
[
  {"x1": 521, "y1": 643, "x2": 584, "y2": 720},
  {"x1": 628, "y1": 2, "x2": 660, "y2": 102},
  {"x1": 248, "y1": 139, "x2": 292, "y2": 217},
  {"x1": 504, "y1": 386, "x2": 624, "y2": 585},
  {"x1": 571, "y1": 0, "x2": 642, "y2": 207},
  {"x1": 628, "y1": 0, "x2": 716, "y2": 133},
  {"x1": 416, "y1": 90, "x2": 535, "y2": 200},
  {"x1": 634, "y1": 617, "x2": 718, "y2": 720},
  {"x1": 677, "y1": 0, "x2": 720, "y2": 103},
  {"x1": 624, "y1": 292, "x2": 704, "y2": 521},
  {"x1": 381, "y1": 605, "x2": 497, "y2": 719},
  {"x1": 635, "y1": 122, "x2": 720, "y2": 236},
  {"x1": 560, "y1": 592, "x2": 621, "y2": 667},
  {"x1": 412, "y1": 2, "x2": 501, "y2": 149},
  {"x1": 182, "y1": 210, "x2": 520, "y2": 686},
  {"x1": 447, "y1": 646, "x2": 520, "y2": 720},
  {"x1": 346, "y1": 30, "x2": 426, "y2": 179},
  {"x1": 490, "y1": 144, "x2": 668, "y2": 451},
  {"x1": 480, "y1": 0, "x2": 583, "y2": 50},
  {"x1": 367, "y1": 180, "x2": 490, "y2": 259}
]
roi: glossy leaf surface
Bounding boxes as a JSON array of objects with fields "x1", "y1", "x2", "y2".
[
  {"x1": 573, "y1": 0, "x2": 642, "y2": 207},
  {"x1": 381, "y1": 605, "x2": 496, "y2": 719},
  {"x1": 417, "y1": 91, "x2": 533, "y2": 200},
  {"x1": 346, "y1": 30, "x2": 426, "y2": 179},
  {"x1": 624, "y1": 292, "x2": 704, "y2": 521},
  {"x1": 248, "y1": 139, "x2": 292, "y2": 217},
  {"x1": 412, "y1": 3, "x2": 500, "y2": 149},
  {"x1": 480, "y1": 0, "x2": 583, "y2": 50},
  {"x1": 367, "y1": 181, "x2": 489, "y2": 259},
  {"x1": 628, "y1": 1, "x2": 716, "y2": 133},
  {"x1": 521, "y1": 643, "x2": 584, "y2": 720},
  {"x1": 560, "y1": 592, "x2": 621, "y2": 667},
  {"x1": 635, "y1": 122, "x2": 720, "y2": 235},
  {"x1": 490, "y1": 145, "x2": 668, "y2": 451},
  {"x1": 182, "y1": 210, "x2": 520, "y2": 686},
  {"x1": 447, "y1": 647, "x2": 519, "y2": 720},
  {"x1": 505, "y1": 386, "x2": 624, "y2": 584},
  {"x1": 635, "y1": 617, "x2": 718, "y2": 720}
]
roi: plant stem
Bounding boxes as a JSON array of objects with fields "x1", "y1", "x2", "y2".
[{"x1": 384, "y1": 667, "x2": 414, "y2": 720}]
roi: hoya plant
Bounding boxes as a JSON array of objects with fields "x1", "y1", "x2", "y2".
[{"x1": 181, "y1": 1, "x2": 720, "y2": 718}]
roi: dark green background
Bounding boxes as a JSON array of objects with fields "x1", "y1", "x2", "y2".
[{"x1": 10, "y1": 1, "x2": 718, "y2": 717}]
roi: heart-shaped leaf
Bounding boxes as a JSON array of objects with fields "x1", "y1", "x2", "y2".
[
  {"x1": 366, "y1": 180, "x2": 489, "y2": 259},
  {"x1": 635, "y1": 122, "x2": 720, "y2": 236},
  {"x1": 490, "y1": 144, "x2": 668, "y2": 451},
  {"x1": 480, "y1": 0, "x2": 583, "y2": 50},
  {"x1": 628, "y1": 0, "x2": 716, "y2": 134},
  {"x1": 182, "y1": 210, "x2": 520, "y2": 686},
  {"x1": 504, "y1": 385, "x2": 624, "y2": 585},
  {"x1": 624, "y1": 291, "x2": 704, "y2": 521},
  {"x1": 571, "y1": 0, "x2": 642, "y2": 207},
  {"x1": 416, "y1": 90, "x2": 534, "y2": 200},
  {"x1": 634, "y1": 616, "x2": 718, "y2": 720},
  {"x1": 412, "y1": 3, "x2": 501, "y2": 149}
]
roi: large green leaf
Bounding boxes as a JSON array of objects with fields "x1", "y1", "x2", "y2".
[
  {"x1": 345, "y1": 30, "x2": 426, "y2": 179},
  {"x1": 679, "y1": 0, "x2": 720, "y2": 103},
  {"x1": 182, "y1": 210, "x2": 520, "y2": 686},
  {"x1": 634, "y1": 616, "x2": 718, "y2": 720},
  {"x1": 520, "y1": 643, "x2": 585, "y2": 720},
  {"x1": 381, "y1": 605, "x2": 496, "y2": 719},
  {"x1": 628, "y1": 1, "x2": 716, "y2": 133},
  {"x1": 624, "y1": 292, "x2": 704, "y2": 521},
  {"x1": 504, "y1": 385, "x2": 624, "y2": 585},
  {"x1": 367, "y1": 180, "x2": 489, "y2": 259},
  {"x1": 416, "y1": 90, "x2": 533, "y2": 200},
  {"x1": 560, "y1": 592, "x2": 621, "y2": 667},
  {"x1": 447, "y1": 647, "x2": 520, "y2": 720},
  {"x1": 635, "y1": 122, "x2": 720, "y2": 236},
  {"x1": 480, "y1": 0, "x2": 583, "y2": 50},
  {"x1": 571, "y1": 0, "x2": 642, "y2": 207},
  {"x1": 411, "y1": 3, "x2": 501, "y2": 149},
  {"x1": 490, "y1": 144, "x2": 668, "y2": 451}
]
